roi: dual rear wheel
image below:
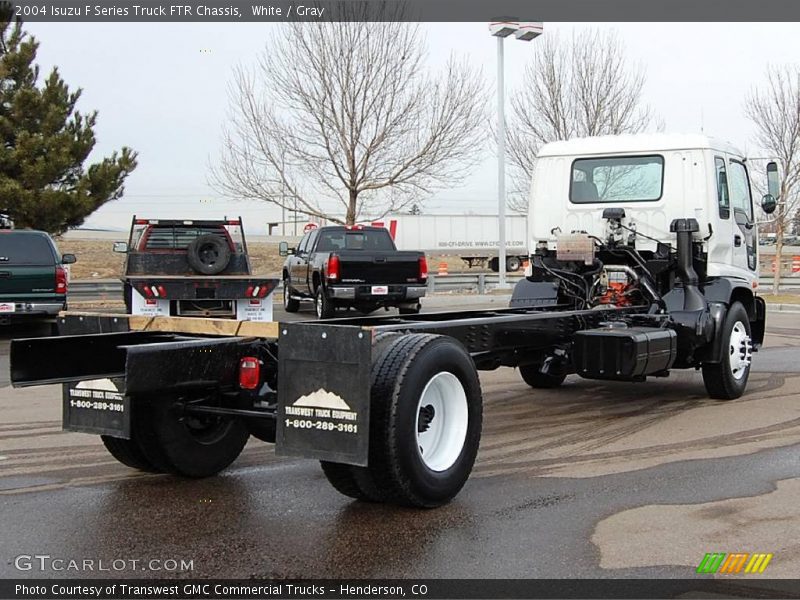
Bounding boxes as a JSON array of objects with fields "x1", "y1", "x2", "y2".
[
  {"x1": 320, "y1": 333, "x2": 483, "y2": 508},
  {"x1": 101, "y1": 396, "x2": 249, "y2": 477}
]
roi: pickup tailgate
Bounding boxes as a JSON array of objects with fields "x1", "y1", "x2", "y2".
[
  {"x1": 336, "y1": 251, "x2": 424, "y2": 285},
  {"x1": 0, "y1": 265, "x2": 56, "y2": 295}
]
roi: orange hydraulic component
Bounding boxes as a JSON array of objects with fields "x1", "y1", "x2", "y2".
[{"x1": 597, "y1": 282, "x2": 635, "y2": 307}]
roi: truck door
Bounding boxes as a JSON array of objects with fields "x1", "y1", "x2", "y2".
[
  {"x1": 296, "y1": 230, "x2": 318, "y2": 295},
  {"x1": 289, "y1": 232, "x2": 311, "y2": 295},
  {"x1": 727, "y1": 158, "x2": 758, "y2": 276}
]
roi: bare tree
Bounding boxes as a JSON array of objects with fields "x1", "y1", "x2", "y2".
[
  {"x1": 745, "y1": 65, "x2": 800, "y2": 295},
  {"x1": 506, "y1": 29, "x2": 656, "y2": 213},
  {"x1": 211, "y1": 17, "x2": 488, "y2": 225}
]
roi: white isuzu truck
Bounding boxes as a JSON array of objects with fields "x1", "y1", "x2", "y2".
[{"x1": 11, "y1": 134, "x2": 778, "y2": 507}]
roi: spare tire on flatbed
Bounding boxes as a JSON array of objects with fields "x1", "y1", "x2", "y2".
[{"x1": 187, "y1": 234, "x2": 231, "y2": 275}]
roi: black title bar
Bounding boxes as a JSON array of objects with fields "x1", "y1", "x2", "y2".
[
  {"x1": 4, "y1": 579, "x2": 800, "y2": 600},
  {"x1": 5, "y1": 0, "x2": 800, "y2": 22}
]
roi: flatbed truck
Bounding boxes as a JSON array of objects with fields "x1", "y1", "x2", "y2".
[{"x1": 9, "y1": 135, "x2": 778, "y2": 507}]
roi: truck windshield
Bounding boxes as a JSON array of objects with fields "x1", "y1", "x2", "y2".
[
  {"x1": 570, "y1": 155, "x2": 664, "y2": 203},
  {"x1": 0, "y1": 234, "x2": 56, "y2": 265},
  {"x1": 316, "y1": 230, "x2": 395, "y2": 252}
]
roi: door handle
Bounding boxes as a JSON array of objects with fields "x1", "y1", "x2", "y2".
[{"x1": 734, "y1": 235, "x2": 742, "y2": 247}]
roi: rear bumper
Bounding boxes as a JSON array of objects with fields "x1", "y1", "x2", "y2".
[
  {"x1": 329, "y1": 285, "x2": 427, "y2": 302},
  {"x1": 0, "y1": 301, "x2": 65, "y2": 319}
]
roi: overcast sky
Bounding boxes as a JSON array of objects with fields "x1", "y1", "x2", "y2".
[{"x1": 23, "y1": 21, "x2": 800, "y2": 233}]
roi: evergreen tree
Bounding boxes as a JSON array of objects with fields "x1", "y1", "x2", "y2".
[{"x1": 0, "y1": 13, "x2": 136, "y2": 233}]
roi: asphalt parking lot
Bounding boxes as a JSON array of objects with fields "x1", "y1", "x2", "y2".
[{"x1": 1, "y1": 306, "x2": 799, "y2": 582}]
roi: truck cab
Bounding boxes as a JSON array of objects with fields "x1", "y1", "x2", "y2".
[{"x1": 529, "y1": 134, "x2": 762, "y2": 288}]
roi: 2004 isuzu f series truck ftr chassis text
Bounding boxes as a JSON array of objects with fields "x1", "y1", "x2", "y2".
[{"x1": 9, "y1": 135, "x2": 778, "y2": 507}]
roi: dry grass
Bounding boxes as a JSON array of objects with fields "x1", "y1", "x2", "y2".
[
  {"x1": 56, "y1": 238, "x2": 479, "y2": 280},
  {"x1": 57, "y1": 239, "x2": 289, "y2": 280}
]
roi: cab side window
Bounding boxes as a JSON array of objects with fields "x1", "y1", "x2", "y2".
[
  {"x1": 305, "y1": 230, "x2": 319, "y2": 254},
  {"x1": 296, "y1": 233, "x2": 310, "y2": 255},
  {"x1": 728, "y1": 160, "x2": 753, "y2": 221},
  {"x1": 715, "y1": 157, "x2": 730, "y2": 219}
]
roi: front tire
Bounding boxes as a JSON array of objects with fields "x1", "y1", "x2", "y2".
[
  {"x1": 283, "y1": 276, "x2": 299, "y2": 313},
  {"x1": 702, "y1": 301, "x2": 753, "y2": 400},
  {"x1": 519, "y1": 363, "x2": 566, "y2": 388},
  {"x1": 325, "y1": 334, "x2": 482, "y2": 508}
]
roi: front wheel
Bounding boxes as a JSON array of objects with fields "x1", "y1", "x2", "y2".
[
  {"x1": 519, "y1": 363, "x2": 566, "y2": 388},
  {"x1": 283, "y1": 277, "x2": 299, "y2": 313},
  {"x1": 701, "y1": 301, "x2": 753, "y2": 400},
  {"x1": 321, "y1": 333, "x2": 482, "y2": 508}
]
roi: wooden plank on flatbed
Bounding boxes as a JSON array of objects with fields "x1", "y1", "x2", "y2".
[{"x1": 61, "y1": 312, "x2": 279, "y2": 339}]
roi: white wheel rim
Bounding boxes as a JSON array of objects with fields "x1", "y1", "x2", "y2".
[
  {"x1": 316, "y1": 291, "x2": 322, "y2": 318},
  {"x1": 728, "y1": 320, "x2": 752, "y2": 380},
  {"x1": 415, "y1": 371, "x2": 468, "y2": 472},
  {"x1": 283, "y1": 282, "x2": 290, "y2": 307}
]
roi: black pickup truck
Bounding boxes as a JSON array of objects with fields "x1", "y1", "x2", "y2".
[{"x1": 280, "y1": 226, "x2": 427, "y2": 318}]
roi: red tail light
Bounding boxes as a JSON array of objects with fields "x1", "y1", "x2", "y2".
[
  {"x1": 142, "y1": 286, "x2": 153, "y2": 298},
  {"x1": 239, "y1": 356, "x2": 260, "y2": 390},
  {"x1": 55, "y1": 266, "x2": 67, "y2": 294},
  {"x1": 157, "y1": 285, "x2": 167, "y2": 298},
  {"x1": 245, "y1": 285, "x2": 254, "y2": 297},
  {"x1": 258, "y1": 285, "x2": 269, "y2": 298},
  {"x1": 419, "y1": 256, "x2": 428, "y2": 282},
  {"x1": 327, "y1": 255, "x2": 340, "y2": 281}
]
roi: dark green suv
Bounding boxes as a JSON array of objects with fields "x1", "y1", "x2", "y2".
[{"x1": 0, "y1": 229, "x2": 76, "y2": 324}]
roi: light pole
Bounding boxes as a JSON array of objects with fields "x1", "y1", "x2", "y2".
[{"x1": 489, "y1": 20, "x2": 543, "y2": 287}]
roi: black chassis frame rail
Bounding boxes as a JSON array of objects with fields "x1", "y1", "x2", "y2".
[
  {"x1": 313, "y1": 304, "x2": 646, "y2": 370},
  {"x1": 10, "y1": 305, "x2": 644, "y2": 466}
]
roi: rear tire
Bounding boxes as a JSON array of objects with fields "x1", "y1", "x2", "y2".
[
  {"x1": 320, "y1": 332, "x2": 401, "y2": 503},
  {"x1": 101, "y1": 435, "x2": 163, "y2": 473},
  {"x1": 506, "y1": 256, "x2": 522, "y2": 272},
  {"x1": 315, "y1": 285, "x2": 335, "y2": 319},
  {"x1": 137, "y1": 396, "x2": 250, "y2": 477},
  {"x1": 519, "y1": 364, "x2": 566, "y2": 388},
  {"x1": 283, "y1": 276, "x2": 299, "y2": 313},
  {"x1": 323, "y1": 334, "x2": 483, "y2": 508},
  {"x1": 398, "y1": 304, "x2": 421, "y2": 315},
  {"x1": 702, "y1": 301, "x2": 752, "y2": 400}
]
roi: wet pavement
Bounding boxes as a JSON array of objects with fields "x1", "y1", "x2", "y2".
[{"x1": 1, "y1": 310, "x2": 800, "y2": 580}]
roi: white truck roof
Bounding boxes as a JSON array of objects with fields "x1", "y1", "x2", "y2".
[{"x1": 537, "y1": 134, "x2": 744, "y2": 158}]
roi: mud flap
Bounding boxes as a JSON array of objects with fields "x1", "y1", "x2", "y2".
[
  {"x1": 276, "y1": 323, "x2": 371, "y2": 466},
  {"x1": 63, "y1": 377, "x2": 130, "y2": 438}
]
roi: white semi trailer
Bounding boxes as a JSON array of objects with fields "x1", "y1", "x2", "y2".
[{"x1": 371, "y1": 214, "x2": 529, "y2": 272}]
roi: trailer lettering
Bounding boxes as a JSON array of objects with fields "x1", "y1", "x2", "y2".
[
  {"x1": 331, "y1": 410, "x2": 357, "y2": 421},
  {"x1": 285, "y1": 406, "x2": 313, "y2": 417}
]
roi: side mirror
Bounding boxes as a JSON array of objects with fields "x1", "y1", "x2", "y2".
[
  {"x1": 278, "y1": 241, "x2": 293, "y2": 257},
  {"x1": 61, "y1": 253, "x2": 77, "y2": 265},
  {"x1": 767, "y1": 161, "x2": 780, "y2": 198},
  {"x1": 761, "y1": 194, "x2": 777, "y2": 215},
  {"x1": 112, "y1": 241, "x2": 128, "y2": 253}
]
